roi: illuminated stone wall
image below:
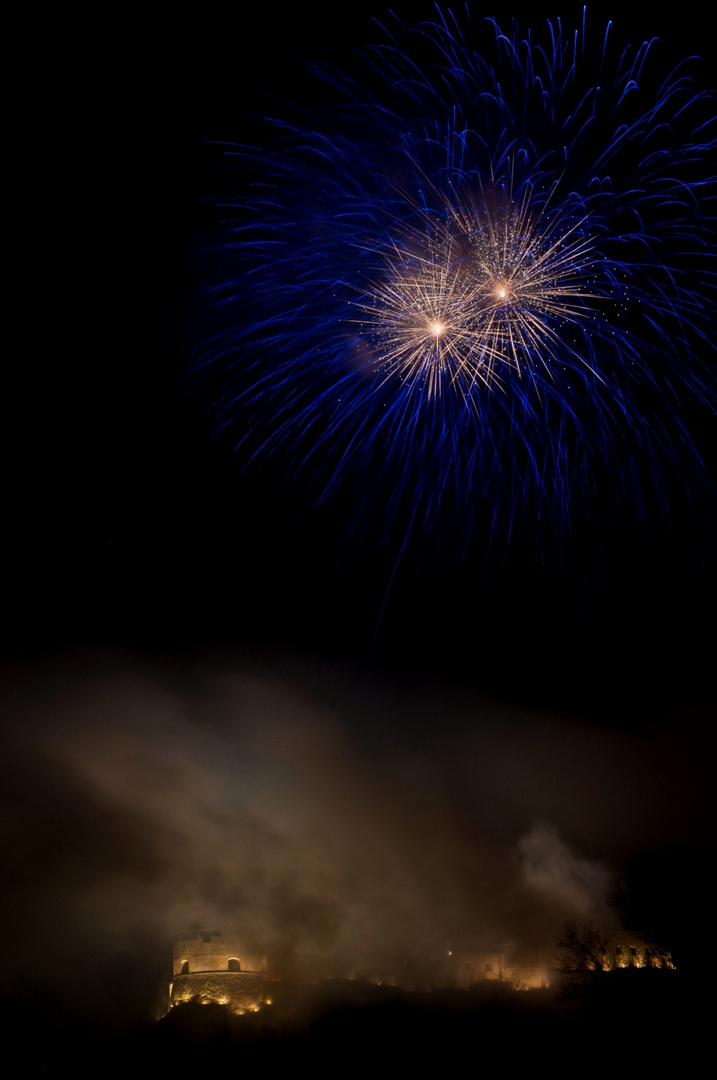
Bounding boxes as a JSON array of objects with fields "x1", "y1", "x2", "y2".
[
  {"x1": 172, "y1": 929, "x2": 266, "y2": 977},
  {"x1": 609, "y1": 931, "x2": 674, "y2": 970},
  {"x1": 169, "y1": 929, "x2": 269, "y2": 1014},
  {"x1": 169, "y1": 971, "x2": 269, "y2": 1012}
]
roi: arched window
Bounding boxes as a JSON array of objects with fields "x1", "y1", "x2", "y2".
[
  {"x1": 228, "y1": 958, "x2": 241, "y2": 972},
  {"x1": 180, "y1": 961, "x2": 189, "y2": 975}
]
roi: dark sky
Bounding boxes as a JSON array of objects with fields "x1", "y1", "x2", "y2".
[
  {"x1": 7, "y1": 2, "x2": 714, "y2": 710},
  {"x1": 8, "y1": 2, "x2": 712, "y2": 691},
  {"x1": 2, "y1": 2, "x2": 714, "y2": 1047}
]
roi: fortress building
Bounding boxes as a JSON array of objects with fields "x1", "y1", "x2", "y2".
[
  {"x1": 167, "y1": 927, "x2": 672, "y2": 1013},
  {"x1": 609, "y1": 931, "x2": 674, "y2": 969},
  {"x1": 168, "y1": 929, "x2": 270, "y2": 1014},
  {"x1": 446, "y1": 943, "x2": 551, "y2": 990}
]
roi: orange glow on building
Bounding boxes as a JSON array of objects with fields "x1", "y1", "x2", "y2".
[
  {"x1": 168, "y1": 930, "x2": 270, "y2": 1014},
  {"x1": 167, "y1": 927, "x2": 673, "y2": 1013}
]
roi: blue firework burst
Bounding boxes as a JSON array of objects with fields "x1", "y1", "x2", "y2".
[{"x1": 198, "y1": 8, "x2": 716, "y2": 557}]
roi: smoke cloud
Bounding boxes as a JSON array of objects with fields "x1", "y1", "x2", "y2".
[
  {"x1": 0, "y1": 649, "x2": 705, "y2": 1026},
  {"x1": 518, "y1": 821, "x2": 613, "y2": 925}
]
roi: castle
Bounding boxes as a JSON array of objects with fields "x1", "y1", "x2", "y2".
[
  {"x1": 168, "y1": 929, "x2": 271, "y2": 1014},
  {"x1": 167, "y1": 930, "x2": 552, "y2": 1012},
  {"x1": 167, "y1": 928, "x2": 672, "y2": 1014}
]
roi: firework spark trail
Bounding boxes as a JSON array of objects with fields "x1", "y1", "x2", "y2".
[{"x1": 199, "y1": 9, "x2": 716, "y2": 554}]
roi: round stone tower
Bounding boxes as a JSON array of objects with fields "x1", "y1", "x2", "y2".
[{"x1": 169, "y1": 929, "x2": 270, "y2": 1014}]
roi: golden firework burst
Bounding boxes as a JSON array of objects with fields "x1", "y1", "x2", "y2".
[{"x1": 356, "y1": 183, "x2": 601, "y2": 401}]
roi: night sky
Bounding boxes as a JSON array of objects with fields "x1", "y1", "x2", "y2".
[{"x1": 3, "y1": 1, "x2": 715, "y2": 1061}]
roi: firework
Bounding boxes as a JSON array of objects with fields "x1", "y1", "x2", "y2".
[{"x1": 199, "y1": 9, "x2": 716, "y2": 555}]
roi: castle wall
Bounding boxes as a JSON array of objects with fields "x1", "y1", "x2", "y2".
[
  {"x1": 609, "y1": 931, "x2": 674, "y2": 970},
  {"x1": 169, "y1": 929, "x2": 269, "y2": 1014},
  {"x1": 169, "y1": 971, "x2": 269, "y2": 1013},
  {"x1": 172, "y1": 929, "x2": 266, "y2": 977}
]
